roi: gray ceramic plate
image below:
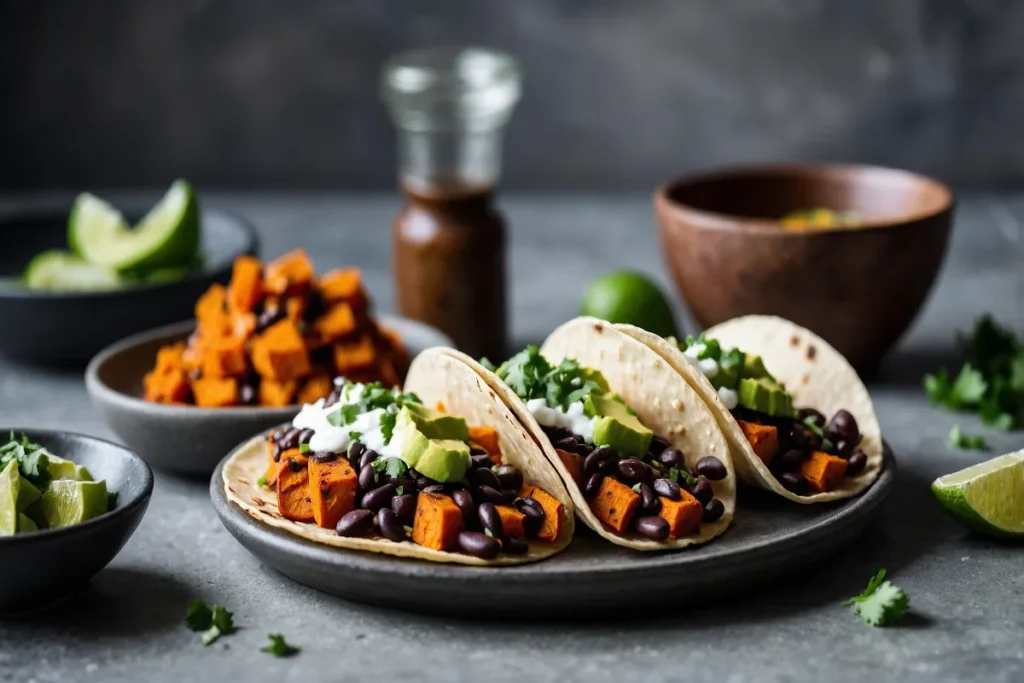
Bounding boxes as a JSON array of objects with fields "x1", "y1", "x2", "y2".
[
  {"x1": 85, "y1": 315, "x2": 452, "y2": 476},
  {"x1": 0, "y1": 429, "x2": 154, "y2": 614},
  {"x1": 211, "y1": 442, "x2": 895, "y2": 619}
]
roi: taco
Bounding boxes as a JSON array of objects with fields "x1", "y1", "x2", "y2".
[
  {"x1": 446, "y1": 317, "x2": 737, "y2": 550},
  {"x1": 222, "y1": 347, "x2": 574, "y2": 565},
  {"x1": 616, "y1": 315, "x2": 883, "y2": 503}
]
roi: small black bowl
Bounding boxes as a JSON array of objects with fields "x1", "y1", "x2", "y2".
[
  {"x1": 0, "y1": 428, "x2": 154, "y2": 614},
  {"x1": 0, "y1": 203, "x2": 258, "y2": 365}
]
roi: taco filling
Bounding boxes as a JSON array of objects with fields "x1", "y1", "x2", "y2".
[
  {"x1": 673, "y1": 334, "x2": 867, "y2": 495},
  {"x1": 263, "y1": 379, "x2": 565, "y2": 560},
  {"x1": 490, "y1": 347, "x2": 728, "y2": 541}
]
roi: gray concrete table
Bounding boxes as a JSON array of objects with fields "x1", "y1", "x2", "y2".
[{"x1": 1, "y1": 193, "x2": 1023, "y2": 683}]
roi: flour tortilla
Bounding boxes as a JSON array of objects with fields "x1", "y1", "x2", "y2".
[
  {"x1": 616, "y1": 316, "x2": 883, "y2": 503},
  {"x1": 222, "y1": 348, "x2": 574, "y2": 566},
  {"x1": 445, "y1": 317, "x2": 736, "y2": 550}
]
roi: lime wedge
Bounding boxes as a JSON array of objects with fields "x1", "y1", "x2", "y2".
[
  {"x1": 16, "y1": 477, "x2": 40, "y2": 513},
  {"x1": 47, "y1": 455, "x2": 93, "y2": 482},
  {"x1": 40, "y1": 479, "x2": 109, "y2": 529},
  {"x1": 0, "y1": 461, "x2": 19, "y2": 536},
  {"x1": 69, "y1": 180, "x2": 200, "y2": 274},
  {"x1": 932, "y1": 450, "x2": 1024, "y2": 538},
  {"x1": 23, "y1": 250, "x2": 122, "y2": 291},
  {"x1": 17, "y1": 513, "x2": 38, "y2": 533}
]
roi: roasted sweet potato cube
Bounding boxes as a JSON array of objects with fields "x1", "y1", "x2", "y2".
[
  {"x1": 318, "y1": 267, "x2": 362, "y2": 302},
  {"x1": 202, "y1": 335, "x2": 248, "y2": 378},
  {"x1": 737, "y1": 419, "x2": 779, "y2": 466},
  {"x1": 659, "y1": 490, "x2": 703, "y2": 538},
  {"x1": 143, "y1": 367, "x2": 190, "y2": 403},
  {"x1": 230, "y1": 311, "x2": 256, "y2": 340},
  {"x1": 555, "y1": 448, "x2": 583, "y2": 487},
  {"x1": 518, "y1": 485, "x2": 564, "y2": 543},
  {"x1": 800, "y1": 451, "x2": 849, "y2": 493},
  {"x1": 264, "y1": 249, "x2": 314, "y2": 297},
  {"x1": 264, "y1": 439, "x2": 281, "y2": 487},
  {"x1": 283, "y1": 296, "x2": 306, "y2": 322},
  {"x1": 310, "y1": 303, "x2": 357, "y2": 346},
  {"x1": 260, "y1": 378, "x2": 298, "y2": 407},
  {"x1": 412, "y1": 492, "x2": 464, "y2": 551},
  {"x1": 296, "y1": 372, "x2": 333, "y2": 405},
  {"x1": 496, "y1": 505, "x2": 526, "y2": 538},
  {"x1": 468, "y1": 426, "x2": 501, "y2": 463},
  {"x1": 333, "y1": 335, "x2": 376, "y2": 373},
  {"x1": 276, "y1": 452, "x2": 313, "y2": 522},
  {"x1": 191, "y1": 376, "x2": 238, "y2": 407},
  {"x1": 251, "y1": 319, "x2": 311, "y2": 382},
  {"x1": 154, "y1": 342, "x2": 186, "y2": 371},
  {"x1": 589, "y1": 477, "x2": 640, "y2": 535},
  {"x1": 227, "y1": 255, "x2": 263, "y2": 312},
  {"x1": 309, "y1": 456, "x2": 357, "y2": 529},
  {"x1": 195, "y1": 284, "x2": 229, "y2": 337}
]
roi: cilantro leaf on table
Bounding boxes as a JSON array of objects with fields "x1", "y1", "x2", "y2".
[
  {"x1": 185, "y1": 598, "x2": 213, "y2": 631},
  {"x1": 949, "y1": 425, "x2": 987, "y2": 451},
  {"x1": 843, "y1": 569, "x2": 909, "y2": 627},
  {"x1": 261, "y1": 633, "x2": 300, "y2": 658},
  {"x1": 185, "y1": 599, "x2": 235, "y2": 646},
  {"x1": 0, "y1": 432, "x2": 51, "y2": 489}
]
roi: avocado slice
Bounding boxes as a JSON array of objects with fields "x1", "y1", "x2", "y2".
[
  {"x1": 585, "y1": 394, "x2": 653, "y2": 458},
  {"x1": 737, "y1": 377, "x2": 794, "y2": 417},
  {"x1": 413, "y1": 440, "x2": 471, "y2": 483},
  {"x1": 396, "y1": 407, "x2": 471, "y2": 483},
  {"x1": 741, "y1": 353, "x2": 773, "y2": 381},
  {"x1": 399, "y1": 405, "x2": 469, "y2": 442}
]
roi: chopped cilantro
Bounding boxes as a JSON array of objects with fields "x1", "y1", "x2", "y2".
[
  {"x1": 349, "y1": 431, "x2": 362, "y2": 441},
  {"x1": 185, "y1": 598, "x2": 213, "y2": 631},
  {"x1": 496, "y1": 347, "x2": 604, "y2": 410},
  {"x1": 949, "y1": 425, "x2": 987, "y2": 450},
  {"x1": 684, "y1": 472, "x2": 698, "y2": 486},
  {"x1": 631, "y1": 483, "x2": 642, "y2": 494},
  {"x1": 844, "y1": 569, "x2": 909, "y2": 627},
  {"x1": 299, "y1": 443, "x2": 310, "y2": 454},
  {"x1": 669, "y1": 467, "x2": 681, "y2": 482},
  {"x1": 0, "y1": 432, "x2": 51, "y2": 489},
  {"x1": 185, "y1": 599, "x2": 235, "y2": 646},
  {"x1": 479, "y1": 357, "x2": 497, "y2": 372},
  {"x1": 372, "y1": 457, "x2": 406, "y2": 480},
  {"x1": 483, "y1": 528, "x2": 494, "y2": 538},
  {"x1": 395, "y1": 486, "x2": 404, "y2": 496},
  {"x1": 719, "y1": 347, "x2": 745, "y2": 372},
  {"x1": 379, "y1": 412, "x2": 397, "y2": 444},
  {"x1": 261, "y1": 633, "x2": 300, "y2": 657},
  {"x1": 256, "y1": 476, "x2": 268, "y2": 488},
  {"x1": 696, "y1": 338, "x2": 722, "y2": 361}
]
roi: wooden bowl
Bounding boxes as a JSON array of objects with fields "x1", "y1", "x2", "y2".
[{"x1": 654, "y1": 163, "x2": 954, "y2": 369}]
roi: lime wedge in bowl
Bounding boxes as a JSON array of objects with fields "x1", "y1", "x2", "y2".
[
  {"x1": 47, "y1": 455, "x2": 93, "y2": 482},
  {"x1": 40, "y1": 480, "x2": 109, "y2": 529},
  {"x1": 23, "y1": 250, "x2": 122, "y2": 291},
  {"x1": 69, "y1": 179, "x2": 200, "y2": 274},
  {"x1": 932, "y1": 450, "x2": 1024, "y2": 538},
  {"x1": 0, "y1": 462, "x2": 19, "y2": 536}
]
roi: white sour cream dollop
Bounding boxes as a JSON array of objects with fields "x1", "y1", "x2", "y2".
[
  {"x1": 526, "y1": 398, "x2": 598, "y2": 443},
  {"x1": 291, "y1": 394, "x2": 403, "y2": 460},
  {"x1": 717, "y1": 386, "x2": 739, "y2": 410}
]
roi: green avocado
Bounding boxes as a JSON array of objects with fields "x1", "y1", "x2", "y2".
[
  {"x1": 737, "y1": 377, "x2": 794, "y2": 417},
  {"x1": 396, "y1": 407, "x2": 471, "y2": 483},
  {"x1": 399, "y1": 404, "x2": 469, "y2": 442},
  {"x1": 741, "y1": 353, "x2": 772, "y2": 381},
  {"x1": 414, "y1": 439, "x2": 471, "y2": 483},
  {"x1": 585, "y1": 394, "x2": 653, "y2": 458}
]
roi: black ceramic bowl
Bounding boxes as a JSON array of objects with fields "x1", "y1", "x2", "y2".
[
  {"x1": 0, "y1": 203, "x2": 258, "y2": 365},
  {"x1": 0, "y1": 429, "x2": 154, "y2": 614}
]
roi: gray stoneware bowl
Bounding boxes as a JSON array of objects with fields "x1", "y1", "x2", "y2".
[
  {"x1": 0, "y1": 203, "x2": 258, "y2": 365},
  {"x1": 85, "y1": 315, "x2": 452, "y2": 476},
  {"x1": 0, "y1": 429, "x2": 153, "y2": 614}
]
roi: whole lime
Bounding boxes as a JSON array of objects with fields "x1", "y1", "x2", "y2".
[{"x1": 580, "y1": 270, "x2": 679, "y2": 338}]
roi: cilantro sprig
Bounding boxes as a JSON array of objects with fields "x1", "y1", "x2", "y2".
[
  {"x1": 325, "y1": 381, "x2": 421, "y2": 444},
  {"x1": 924, "y1": 315, "x2": 1024, "y2": 430},
  {"x1": 185, "y1": 598, "x2": 235, "y2": 646},
  {"x1": 261, "y1": 633, "x2": 300, "y2": 657},
  {"x1": 844, "y1": 569, "x2": 909, "y2": 627},
  {"x1": 496, "y1": 347, "x2": 605, "y2": 410},
  {"x1": 949, "y1": 425, "x2": 987, "y2": 451},
  {"x1": 0, "y1": 432, "x2": 52, "y2": 489}
]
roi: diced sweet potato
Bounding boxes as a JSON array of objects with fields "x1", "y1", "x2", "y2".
[
  {"x1": 195, "y1": 284, "x2": 229, "y2": 337},
  {"x1": 251, "y1": 319, "x2": 311, "y2": 382},
  {"x1": 496, "y1": 505, "x2": 527, "y2": 538},
  {"x1": 318, "y1": 267, "x2": 362, "y2": 302},
  {"x1": 143, "y1": 367, "x2": 190, "y2": 403},
  {"x1": 589, "y1": 477, "x2": 640, "y2": 535},
  {"x1": 154, "y1": 342, "x2": 186, "y2": 371},
  {"x1": 800, "y1": 451, "x2": 849, "y2": 493},
  {"x1": 518, "y1": 485, "x2": 564, "y2": 543},
  {"x1": 191, "y1": 376, "x2": 238, "y2": 407},
  {"x1": 202, "y1": 335, "x2": 248, "y2": 379},
  {"x1": 309, "y1": 303, "x2": 357, "y2": 346},
  {"x1": 659, "y1": 490, "x2": 703, "y2": 538},
  {"x1": 412, "y1": 492, "x2": 464, "y2": 551},
  {"x1": 227, "y1": 255, "x2": 263, "y2": 312},
  {"x1": 737, "y1": 419, "x2": 779, "y2": 466},
  {"x1": 276, "y1": 452, "x2": 313, "y2": 522},
  {"x1": 285, "y1": 296, "x2": 307, "y2": 322},
  {"x1": 296, "y1": 372, "x2": 333, "y2": 405},
  {"x1": 260, "y1": 378, "x2": 298, "y2": 407},
  {"x1": 468, "y1": 426, "x2": 501, "y2": 463},
  {"x1": 332, "y1": 335, "x2": 376, "y2": 373},
  {"x1": 264, "y1": 439, "x2": 280, "y2": 487},
  {"x1": 309, "y1": 456, "x2": 357, "y2": 529},
  {"x1": 264, "y1": 249, "x2": 314, "y2": 297},
  {"x1": 556, "y1": 448, "x2": 583, "y2": 487},
  {"x1": 230, "y1": 311, "x2": 256, "y2": 340}
]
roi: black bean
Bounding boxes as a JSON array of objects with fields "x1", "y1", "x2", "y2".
[
  {"x1": 358, "y1": 463, "x2": 377, "y2": 491},
  {"x1": 472, "y1": 467, "x2": 502, "y2": 491},
  {"x1": 540, "y1": 425, "x2": 574, "y2": 442},
  {"x1": 271, "y1": 442, "x2": 282, "y2": 462},
  {"x1": 502, "y1": 536, "x2": 529, "y2": 555},
  {"x1": 695, "y1": 456, "x2": 727, "y2": 481},
  {"x1": 278, "y1": 428, "x2": 300, "y2": 451},
  {"x1": 239, "y1": 383, "x2": 257, "y2": 405},
  {"x1": 826, "y1": 409, "x2": 860, "y2": 444},
  {"x1": 703, "y1": 498, "x2": 725, "y2": 523},
  {"x1": 648, "y1": 435, "x2": 671, "y2": 456},
  {"x1": 360, "y1": 449, "x2": 379, "y2": 470},
  {"x1": 777, "y1": 448, "x2": 806, "y2": 472},
  {"x1": 297, "y1": 428, "x2": 315, "y2": 446},
  {"x1": 691, "y1": 477, "x2": 714, "y2": 505},
  {"x1": 553, "y1": 436, "x2": 579, "y2": 452},
  {"x1": 470, "y1": 447, "x2": 489, "y2": 457},
  {"x1": 477, "y1": 485, "x2": 509, "y2": 505},
  {"x1": 617, "y1": 457, "x2": 648, "y2": 485},
  {"x1": 391, "y1": 493, "x2": 416, "y2": 521},
  {"x1": 833, "y1": 439, "x2": 853, "y2": 457},
  {"x1": 348, "y1": 441, "x2": 366, "y2": 463},
  {"x1": 653, "y1": 477, "x2": 682, "y2": 501},
  {"x1": 361, "y1": 483, "x2": 396, "y2": 512},
  {"x1": 784, "y1": 422, "x2": 809, "y2": 449},
  {"x1": 310, "y1": 450, "x2": 337, "y2": 463},
  {"x1": 452, "y1": 489, "x2": 476, "y2": 522},
  {"x1": 377, "y1": 508, "x2": 406, "y2": 542},
  {"x1": 457, "y1": 531, "x2": 500, "y2": 559},
  {"x1": 495, "y1": 465, "x2": 523, "y2": 491},
  {"x1": 515, "y1": 496, "x2": 546, "y2": 521},
  {"x1": 657, "y1": 447, "x2": 685, "y2": 468},
  {"x1": 638, "y1": 482, "x2": 660, "y2": 514},
  {"x1": 391, "y1": 476, "x2": 417, "y2": 492},
  {"x1": 798, "y1": 408, "x2": 826, "y2": 429},
  {"x1": 416, "y1": 476, "x2": 434, "y2": 490},
  {"x1": 778, "y1": 471, "x2": 808, "y2": 494},
  {"x1": 634, "y1": 515, "x2": 670, "y2": 541},
  {"x1": 324, "y1": 387, "x2": 342, "y2": 408},
  {"x1": 846, "y1": 449, "x2": 868, "y2": 476},
  {"x1": 583, "y1": 447, "x2": 614, "y2": 476},
  {"x1": 584, "y1": 473, "x2": 604, "y2": 500},
  {"x1": 477, "y1": 502, "x2": 503, "y2": 538},
  {"x1": 336, "y1": 509, "x2": 374, "y2": 537},
  {"x1": 470, "y1": 453, "x2": 493, "y2": 469},
  {"x1": 422, "y1": 484, "x2": 446, "y2": 494}
]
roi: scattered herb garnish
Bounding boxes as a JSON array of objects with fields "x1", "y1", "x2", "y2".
[
  {"x1": 395, "y1": 486, "x2": 404, "y2": 496},
  {"x1": 496, "y1": 346, "x2": 606, "y2": 410},
  {"x1": 669, "y1": 467, "x2": 681, "y2": 483},
  {"x1": 256, "y1": 476, "x2": 268, "y2": 488},
  {"x1": 631, "y1": 483, "x2": 642, "y2": 494},
  {"x1": 325, "y1": 382, "x2": 422, "y2": 440},
  {"x1": 0, "y1": 432, "x2": 51, "y2": 489},
  {"x1": 261, "y1": 633, "x2": 300, "y2": 657},
  {"x1": 924, "y1": 315, "x2": 1024, "y2": 430},
  {"x1": 372, "y1": 456, "x2": 406, "y2": 480},
  {"x1": 299, "y1": 443, "x2": 310, "y2": 454},
  {"x1": 949, "y1": 425, "x2": 987, "y2": 451},
  {"x1": 185, "y1": 599, "x2": 236, "y2": 646},
  {"x1": 801, "y1": 417, "x2": 835, "y2": 452},
  {"x1": 843, "y1": 569, "x2": 909, "y2": 627}
]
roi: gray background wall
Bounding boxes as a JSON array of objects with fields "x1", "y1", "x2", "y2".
[{"x1": 2, "y1": 0, "x2": 1022, "y2": 191}]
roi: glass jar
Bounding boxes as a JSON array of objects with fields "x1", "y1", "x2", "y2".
[{"x1": 381, "y1": 47, "x2": 521, "y2": 361}]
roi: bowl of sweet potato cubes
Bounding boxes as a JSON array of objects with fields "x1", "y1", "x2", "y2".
[{"x1": 85, "y1": 249, "x2": 452, "y2": 475}]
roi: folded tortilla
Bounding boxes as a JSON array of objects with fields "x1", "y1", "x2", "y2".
[
  {"x1": 617, "y1": 316, "x2": 883, "y2": 503},
  {"x1": 445, "y1": 317, "x2": 737, "y2": 550},
  {"x1": 222, "y1": 347, "x2": 575, "y2": 565}
]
